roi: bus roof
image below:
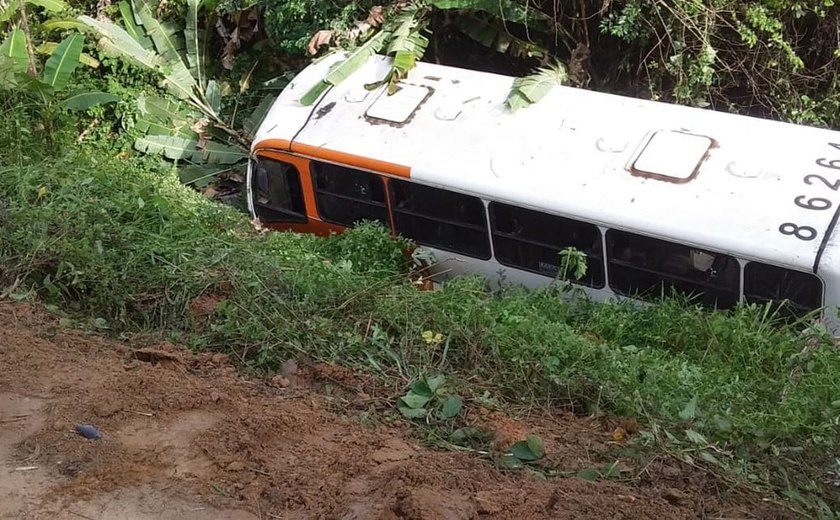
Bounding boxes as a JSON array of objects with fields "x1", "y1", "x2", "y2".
[{"x1": 253, "y1": 53, "x2": 840, "y2": 275}]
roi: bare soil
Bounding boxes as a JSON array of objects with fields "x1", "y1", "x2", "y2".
[{"x1": 0, "y1": 301, "x2": 794, "y2": 519}]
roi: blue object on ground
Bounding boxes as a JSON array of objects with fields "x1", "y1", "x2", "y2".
[{"x1": 74, "y1": 424, "x2": 102, "y2": 440}]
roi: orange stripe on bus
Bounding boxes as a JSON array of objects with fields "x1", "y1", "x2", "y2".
[{"x1": 254, "y1": 139, "x2": 411, "y2": 178}]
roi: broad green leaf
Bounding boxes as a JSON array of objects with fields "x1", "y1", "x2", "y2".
[
  {"x1": 134, "y1": 135, "x2": 198, "y2": 161},
  {"x1": 27, "y1": 0, "x2": 69, "y2": 12},
  {"x1": 243, "y1": 94, "x2": 275, "y2": 137},
  {"x1": 510, "y1": 437, "x2": 543, "y2": 461},
  {"x1": 576, "y1": 468, "x2": 600, "y2": 481},
  {"x1": 59, "y1": 91, "x2": 120, "y2": 111},
  {"x1": 399, "y1": 393, "x2": 431, "y2": 409},
  {"x1": 205, "y1": 79, "x2": 220, "y2": 115},
  {"x1": 382, "y1": 9, "x2": 429, "y2": 92},
  {"x1": 398, "y1": 406, "x2": 428, "y2": 419},
  {"x1": 426, "y1": 375, "x2": 445, "y2": 394},
  {"x1": 136, "y1": 0, "x2": 188, "y2": 67},
  {"x1": 42, "y1": 33, "x2": 83, "y2": 90},
  {"x1": 36, "y1": 42, "x2": 100, "y2": 68},
  {"x1": 137, "y1": 94, "x2": 198, "y2": 122},
  {"x1": 0, "y1": 29, "x2": 29, "y2": 72},
  {"x1": 42, "y1": 19, "x2": 88, "y2": 31},
  {"x1": 299, "y1": 30, "x2": 389, "y2": 106},
  {"x1": 78, "y1": 15, "x2": 162, "y2": 70},
  {"x1": 0, "y1": 4, "x2": 12, "y2": 23},
  {"x1": 0, "y1": 56, "x2": 21, "y2": 89},
  {"x1": 118, "y1": 0, "x2": 153, "y2": 49},
  {"x1": 1, "y1": 0, "x2": 71, "y2": 20},
  {"x1": 184, "y1": 0, "x2": 205, "y2": 88},
  {"x1": 409, "y1": 380, "x2": 433, "y2": 397},
  {"x1": 135, "y1": 95, "x2": 199, "y2": 138},
  {"x1": 679, "y1": 396, "x2": 698, "y2": 421},
  {"x1": 440, "y1": 395, "x2": 462, "y2": 419},
  {"x1": 160, "y1": 59, "x2": 198, "y2": 100},
  {"x1": 194, "y1": 140, "x2": 246, "y2": 164},
  {"x1": 136, "y1": 116, "x2": 181, "y2": 136},
  {"x1": 525, "y1": 434, "x2": 545, "y2": 458},
  {"x1": 506, "y1": 63, "x2": 568, "y2": 112},
  {"x1": 134, "y1": 135, "x2": 245, "y2": 164}
]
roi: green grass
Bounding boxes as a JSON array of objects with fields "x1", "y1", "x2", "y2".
[{"x1": 1, "y1": 110, "x2": 839, "y2": 512}]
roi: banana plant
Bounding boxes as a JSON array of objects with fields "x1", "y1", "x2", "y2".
[
  {"x1": 300, "y1": 3, "x2": 431, "y2": 105},
  {"x1": 300, "y1": 0, "x2": 566, "y2": 106},
  {"x1": 0, "y1": 28, "x2": 92, "y2": 96},
  {"x1": 76, "y1": 0, "x2": 273, "y2": 188},
  {"x1": 76, "y1": 0, "x2": 253, "y2": 178}
]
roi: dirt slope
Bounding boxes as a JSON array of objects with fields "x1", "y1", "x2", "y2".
[{"x1": 0, "y1": 301, "x2": 791, "y2": 519}]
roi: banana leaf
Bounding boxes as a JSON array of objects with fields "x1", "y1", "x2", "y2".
[
  {"x1": 299, "y1": 30, "x2": 390, "y2": 106},
  {"x1": 36, "y1": 41, "x2": 100, "y2": 68},
  {"x1": 134, "y1": 135, "x2": 245, "y2": 164},
  {"x1": 204, "y1": 79, "x2": 220, "y2": 116},
  {"x1": 41, "y1": 33, "x2": 83, "y2": 90},
  {"x1": 77, "y1": 15, "x2": 162, "y2": 70},
  {"x1": 1, "y1": 0, "x2": 69, "y2": 21},
  {"x1": 118, "y1": 0, "x2": 152, "y2": 49},
  {"x1": 506, "y1": 63, "x2": 567, "y2": 112},
  {"x1": 184, "y1": 0, "x2": 205, "y2": 89},
  {"x1": 135, "y1": 94, "x2": 200, "y2": 138},
  {"x1": 59, "y1": 91, "x2": 120, "y2": 111},
  {"x1": 243, "y1": 94, "x2": 275, "y2": 137},
  {"x1": 0, "y1": 29, "x2": 29, "y2": 72},
  {"x1": 42, "y1": 19, "x2": 88, "y2": 31},
  {"x1": 135, "y1": 0, "x2": 188, "y2": 68}
]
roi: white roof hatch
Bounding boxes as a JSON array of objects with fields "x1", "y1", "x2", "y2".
[{"x1": 632, "y1": 130, "x2": 714, "y2": 182}]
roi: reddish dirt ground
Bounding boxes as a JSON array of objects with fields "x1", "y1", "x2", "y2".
[{"x1": 0, "y1": 301, "x2": 794, "y2": 519}]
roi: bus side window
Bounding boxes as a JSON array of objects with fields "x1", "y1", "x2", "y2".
[
  {"x1": 489, "y1": 202, "x2": 605, "y2": 288},
  {"x1": 606, "y1": 229, "x2": 740, "y2": 309},
  {"x1": 251, "y1": 156, "x2": 307, "y2": 223},
  {"x1": 310, "y1": 161, "x2": 389, "y2": 228},
  {"x1": 744, "y1": 262, "x2": 823, "y2": 318},
  {"x1": 389, "y1": 179, "x2": 491, "y2": 259}
]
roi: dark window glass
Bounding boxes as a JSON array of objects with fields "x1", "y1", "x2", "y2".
[
  {"x1": 310, "y1": 161, "x2": 389, "y2": 227},
  {"x1": 489, "y1": 202, "x2": 604, "y2": 287},
  {"x1": 606, "y1": 230, "x2": 740, "y2": 308},
  {"x1": 389, "y1": 179, "x2": 490, "y2": 259},
  {"x1": 744, "y1": 262, "x2": 823, "y2": 318},
  {"x1": 251, "y1": 157, "x2": 306, "y2": 223}
]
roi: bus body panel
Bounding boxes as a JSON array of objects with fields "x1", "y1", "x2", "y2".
[{"x1": 249, "y1": 54, "x2": 840, "y2": 334}]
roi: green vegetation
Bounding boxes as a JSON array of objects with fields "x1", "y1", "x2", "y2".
[
  {"x1": 1, "y1": 0, "x2": 839, "y2": 516},
  {"x1": 2, "y1": 113, "x2": 839, "y2": 511}
]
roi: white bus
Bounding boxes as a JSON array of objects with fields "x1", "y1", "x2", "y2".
[{"x1": 248, "y1": 53, "x2": 840, "y2": 333}]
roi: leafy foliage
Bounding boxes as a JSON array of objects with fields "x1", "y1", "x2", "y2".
[
  {"x1": 76, "y1": 0, "x2": 270, "y2": 184},
  {"x1": 397, "y1": 375, "x2": 463, "y2": 420},
  {"x1": 506, "y1": 62, "x2": 568, "y2": 111}
]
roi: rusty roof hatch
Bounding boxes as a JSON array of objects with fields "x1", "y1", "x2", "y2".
[{"x1": 631, "y1": 130, "x2": 713, "y2": 183}]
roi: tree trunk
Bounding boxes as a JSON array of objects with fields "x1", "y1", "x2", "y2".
[{"x1": 18, "y1": 0, "x2": 38, "y2": 77}]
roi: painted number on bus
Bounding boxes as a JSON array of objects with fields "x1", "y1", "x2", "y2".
[{"x1": 778, "y1": 142, "x2": 840, "y2": 242}]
